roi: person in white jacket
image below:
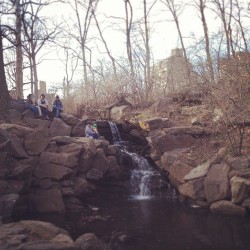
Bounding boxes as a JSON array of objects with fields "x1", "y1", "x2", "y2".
[{"x1": 37, "y1": 94, "x2": 49, "y2": 118}]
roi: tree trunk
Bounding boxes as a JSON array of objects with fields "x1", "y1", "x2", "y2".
[
  {"x1": 0, "y1": 29, "x2": 10, "y2": 119},
  {"x1": 32, "y1": 54, "x2": 39, "y2": 100},
  {"x1": 199, "y1": 0, "x2": 215, "y2": 83},
  {"x1": 15, "y1": 0, "x2": 23, "y2": 99},
  {"x1": 143, "y1": 0, "x2": 151, "y2": 103}
]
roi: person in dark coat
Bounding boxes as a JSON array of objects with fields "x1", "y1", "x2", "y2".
[
  {"x1": 52, "y1": 95, "x2": 63, "y2": 117},
  {"x1": 25, "y1": 94, "x2": 38, "y2": 115}
]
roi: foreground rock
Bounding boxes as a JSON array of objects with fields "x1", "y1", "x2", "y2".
[{"x1": 0, "y1": 220, "x2": 109, "y2": 250}]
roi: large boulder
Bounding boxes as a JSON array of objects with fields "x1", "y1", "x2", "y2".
[
  {"x1": 72, "y1": 121, "x2": 85, "y2": 137},
  {"x1": 146, "y1": 126, "x2": 208, "y2": 157},
  {"x1": 24, "y1": 129, "x2": 50, "y2": 155},
  {"x1": 204, "y1": 163, "x2": 231, "y2": 203},
  {"x1": 0, "y1": 220, "x2": 75, "y2": 250},
  {"x1": 8, "y1": 109, "x2": 22, "y2": 124},
  {"x1": 167, "y1": 161, "x2": 193, "y2": 186},
  {"x1": 178, "y1": 178, "x2": 205, "y2": 201},
  {"x1": 60, "y1": 113, "x2": 80, "y2": 126},
  {"x1": 230, "y1": 176, "x2": 250, "y2": 204},
  {"x1": 75, "y1": 233, "x2": 110, "y2": 250},
  {"x1": 32, "y1": 187, "x2": 65, "y2": 213},
  {"x1": 0, "y1": 193, "x2": 19, "y2": 218},
  {"x1": 40, "y1": 151, "x2": 78, "y2": 169},
  {"x1": 210, "y1": 200, "x2": 246, "y2": 216},
  {"x1": 87, "y1": 148, "x2": 108, "y2": 174},
  {"x1": 226, "y1": 157, "x2": 250, "y2": 170},
  {"x1": 0, "y1": 129, "x2": 28, "y2": 159},
  {"x1": 0, "y1": 123, "x2": 34, "y2": 138},
  {"x1": 143, "y1": 117, "x2": 170, "y2": 131},
  {"x1": 50, "y1": 118, "x2": 72, "y2": 137},
  {"x1": 110, "y1": 105, "x2": 132, "y2": 120},
  {"x1": 22, "y1": 117, "x2": 51, "y2": 129},
  {"x1": 35, "y1": 163, "x2": 73, "y2": 181}
]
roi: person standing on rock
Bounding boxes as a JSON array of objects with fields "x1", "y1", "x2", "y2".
[
  {"x1": 52, "y1": 95, "x2": 63, "y2": 118},
  {"x1": 37, "y1": 94, "x2": 49, "y2": 119}
]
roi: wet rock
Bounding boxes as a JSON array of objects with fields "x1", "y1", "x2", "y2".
[
  {"x1": 230, "y1": 176, "x2": 250, "y2": 204},
  {"x1": 73, "y1": 177, "x2": 93, "y2": 197},
  {"x1": 0, "y1": 220, "x2": 74, "y2": 250},
  {"x1": 129, "y1": 129, "x2": 147, "y2": 143},
  {"x1": 210, "y1": 200, "x2": 246, "y2": 216},
  {"x1": 87, "y1": 148, "x2": 108, "y2": 173},
  {"x1": 106, "y1": 156, "x2": 123, "y2": 179},
  {"x1": 18, "y1": 241, "x2": 77, "y2": 250},
  {"x1": 242, "y1": 199, "x2": 250, "y2": 208},
  {"x1": 178, "y1": 178, "x2": 205, "y2": 200},
  {"x1": 64, "y1": 197, "x2": 83, "y2": 212},
  {"x1": 105, "y1": 145, "x2": 117, "y2": 156},
  {"x1": 86, "y1": 168, "x2": 104, "y2": 181},
  {"x1": 204, "y1": 163, "x2": 231, "y2": 203},
  {"x1": 167, "y1": 161, "x2": 193, "y2": 186},
  {"x1": 32, "y1": 187, "x2": 65, "y2": 213},
  {"x1": 0, "y1": 193, "x2": 19, "y2": 218},
  {"x1": 75, "y1": 233, "x2": 110, "y2": 250},
  {"x1": 50, "y1": 118, "x2": 72, "y2": 137}
]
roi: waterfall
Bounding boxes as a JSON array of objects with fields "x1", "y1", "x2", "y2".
[
  {"x1": 109, "y1": 121, "x2": 175, "y2": 200},
  {"x1": 108, "y1": 121, "x2": 121, "y2": 144},
  {"x1": 120, "y1": 150, "x2": 168, "y2": 200}
]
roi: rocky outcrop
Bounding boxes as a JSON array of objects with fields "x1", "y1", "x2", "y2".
[
  {"x1": 146, "y1": 120, "x2": 250, "y2": 216},
  {"x1": 0, "y1": 220, "x2": 109, "y2": 250},
  {"x1": 0, "y1": 107, "x2": 128, "y2": 220}
]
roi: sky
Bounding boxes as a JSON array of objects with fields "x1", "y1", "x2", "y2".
[{"x1": 34, "y1": 0, "x2": 221, "y2": 91}]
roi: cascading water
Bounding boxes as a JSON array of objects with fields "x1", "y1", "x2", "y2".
[
  {"x1": 124, "y1": 151, "x2": 163, "y2": 199},
  {"x1": 108, "y1": 121, "x2": 173, "y2": 200},
  {"x1": 108, "y1": 121, "x2": 121, "y2": 144}
]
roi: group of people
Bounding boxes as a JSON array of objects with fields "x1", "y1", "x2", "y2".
[
  {"x1": 26, "y1": 94, "x2": 102, "y2": 140},
  {"x1": 25, "y1": 94, "x2": 63, "y2": 119}
]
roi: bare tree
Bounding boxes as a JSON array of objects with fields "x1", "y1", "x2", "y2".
[
  {"x1": 232, "y1": 0, "x2": 248, "y2": 52},
  {"x1": 66, "y1": 0, "x2": 99, "y2": 100},
  {"x1": 58, "y1": 42, "x2": 79, "y2": 98},
  {"x1": 211, "y1": 0, "x2": 234, "y2": 57},
  {"x1": 11, "y1": 0, "x2": 23, "y2": 98},
  {"x1": 196, "y1": 0, "x2": 215, "y2": 83},
  {"x1": 161, "y1": 0, "x2": 188, "y2": 60},
  {"x1": 22, "y1": 0, "x2": 59, "y2": 100},
  {"x1": 0, "y1": 28, "x2": 10, "y2": 119},
  {"x1": 92, "y1": 8, "x2": 118, "y2": 81}
]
